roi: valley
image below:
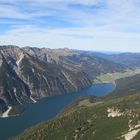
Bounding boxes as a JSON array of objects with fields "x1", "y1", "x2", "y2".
[
  {"x1": 1, "y1": 0, "x2": 140, "y2": 139},
  {"x1": 0, "y1": 46, "x2": 140, "y2": 140},
  {"x1": 0, "y1": 83, "x2": 113, "y2": 140},
  {"x1": 0, "y1": 45, "x2": 126, "y2": 117},
  {"x1": 94, "y1": 68, "x2": 140, "y2": 84}
]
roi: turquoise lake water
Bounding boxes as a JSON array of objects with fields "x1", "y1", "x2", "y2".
[{"x1": 0, "y1": 83, "x2": 114, "y2": 140}]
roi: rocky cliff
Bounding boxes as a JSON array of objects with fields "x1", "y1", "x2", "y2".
[
  {"x1": 0, "y1": 46, "x2": 92, "y2": 114},
  {"x1": 0, "y1": 45, "x2": 128, "y2": 115}
]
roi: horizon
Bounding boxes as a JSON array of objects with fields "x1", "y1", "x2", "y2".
[{"x1": 0, "y1": 0, "x2": 140, "y2": 52}]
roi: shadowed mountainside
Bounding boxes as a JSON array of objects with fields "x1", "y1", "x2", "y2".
[
  {"x1": 109, "y1": 74, "x2": 140, "y2": 97},
  {"x1": 0, "y1": 45, "x2": 127, "y2": 115}
]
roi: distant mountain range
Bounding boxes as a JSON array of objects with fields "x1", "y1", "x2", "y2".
[
  {"x1": 93, "y1": 52, "x2": 140, "y2": 68},
  {"x1": 0, "y1": 45, "x2": 136, "y2": 115}
]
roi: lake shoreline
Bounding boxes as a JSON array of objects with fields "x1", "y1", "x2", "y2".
[
  {"x1": 1, "y1": 106, "x2": 12, "y2": 118},
  {"x1": 0, "y1": 83, "x2": 113, "y2": 140},
  {"x1": 1, "y1": 83, "x2": 115, "y2": 119}
]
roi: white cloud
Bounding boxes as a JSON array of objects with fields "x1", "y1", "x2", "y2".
[
  {"x1": 0, "y1": 25, "x2": 140, "y2": 52},
  {"x1": 0, "y1": 5, "x2": 27, "y2": 19},
  {"x1": 0, "y1": 0, "x2": 140, "y2": 52}
]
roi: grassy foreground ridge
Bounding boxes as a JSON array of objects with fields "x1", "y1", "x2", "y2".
[{"x1": 13, "y1": 93, "x2": 140, "y2": 140}]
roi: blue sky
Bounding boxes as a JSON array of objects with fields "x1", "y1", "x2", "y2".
[{"x1": 0, "y1": 0, "x2": 140, "y2": 52}]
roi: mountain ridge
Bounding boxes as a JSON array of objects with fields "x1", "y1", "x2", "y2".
[{"x1": 0, "y1": 45, "x2": 127, "y2": 116}]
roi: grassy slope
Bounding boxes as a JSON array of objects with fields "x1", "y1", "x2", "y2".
[
  {"x1": 14, "y1": 94, "x2": 140, "y2": 140},
  {"x1": 94, "y1": 69, "x2": 140, "y2": 84},
  {"x1": 110, "y1": 74, "x2": 140, "y2": 97}
]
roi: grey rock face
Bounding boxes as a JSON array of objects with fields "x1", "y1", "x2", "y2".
[
  {"x1": 0, "y1": 46, "x2": 92, "y2": 114},
  {"x1": 0, "y1": 45, "x2": 127, "y2": 115}
]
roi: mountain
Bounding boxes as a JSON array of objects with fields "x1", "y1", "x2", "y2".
[
  {"x1": 93, "y1": 52, "x2": 140, "y2": 68},
  {"x1": 14, "y1": 93, "x2": 140, "y2": 140},
  {"x1": 63, "y1": 54, "x2": 127, "y2": 79},
  {"x1": 109, "y1": 74, "x2": 140, "y2": 97},
  {"x1": 0, "y1": 45, "x2": 127, "y2": 115},
  {"x1": 0, "y1": 46, "x2": 91, "y2": 115},
  {"x1": 108, "y1": 53, "x2": 140, "y2": 68},
  {"x1": 23, "y1": 47, "x2": 127, "y2": 79}
]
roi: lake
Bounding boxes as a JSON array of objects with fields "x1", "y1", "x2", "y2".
[{"x1": 0, "y1": 83, "x2": 114, "y2": 140}]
